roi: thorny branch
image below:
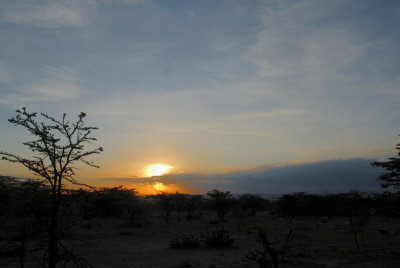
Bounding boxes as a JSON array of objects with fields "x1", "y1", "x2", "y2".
[{"x1": 0, "y1": 107, "x2": 103, "y2": 190}]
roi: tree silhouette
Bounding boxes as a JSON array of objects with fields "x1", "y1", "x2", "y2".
[
  {"x1": 0, "y1": 107, "x2": 102, "y2": 268},
  {"x1": 183, "y1": 194, "x2": 203, "y2": 221},
  {"x1": 371, "y1": 137, "x2": 400, "y2": 191},
  {"x1": 153, "y1": 191, "x2": 174, "y2": 223},
  {"x1": 207, "y1": 189, "x2": 232, "y2": 223},
  {"x1": 239, "y1": 194, "x2": 267, "y2": 216}
]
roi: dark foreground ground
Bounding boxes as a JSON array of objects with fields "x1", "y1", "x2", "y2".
[{"x1": 1, "y1": 211, "x2": 400, "y2": 267}]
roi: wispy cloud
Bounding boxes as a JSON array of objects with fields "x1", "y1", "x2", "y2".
[
  {"x1": 31, "y1": 66, "x2": 83, "y2": 99},
  {"x1": 0, "y1": 65, "x2": 84, "y2": 105},
  {"x1": 245, "y1": 1, "x2": 366, "y2": 80},
  {"x1": 232, "y1": 109, "x2": 310, "y2": 121},
  {"x1": 122, "y1": 0, "x2": 148, "y2": 3},
  {"x1": 1, "y1": 0, "x2": 97, "y2": 28},
  {"x1": 0, "y1": 60, "x2": 10, "y2": 84}
]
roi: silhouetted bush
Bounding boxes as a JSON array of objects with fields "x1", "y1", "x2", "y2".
[
  {"x1": 126, "y1": 204, "x2": 146, "y2": 227},
  {"x1": 0, "y1": 177, "x2": 49, "y2": 267},
  {"x1": 67, "y1": 188, "x2": 95, "y2": 219},
  {"x1": 171, "y1": 193, "x2": 186, "y2": 222},
  {"x1": 370, "y1": 192, "x2": 400, "y2": 218},
  {"x1": 169, "y1": 234, "x2": 200, "y2": 249},
  {"x1": 343, "y1": 192, "x2": 371, "y2": 252},
  {"x1": 91, "y1": 186, "x2": 139, "y2": 218},
  {"x1": 152, "y1": 191, "x2": 175, "y2": 223},
  {"x1": 183, "y1": 194, "x2": 204, "y2": 221},
  {"x1": 246, "y1": 229, "x2": 294, "y2": 268},
  {"x1": 202, "y1": 228, "x2": 234, "y2": 248},
  {"x1": 276, "y1": 194, "x2": 298, "y2": 221},
  {"x1": 239, "y1": 194, "x2": 268, "y2": 216},
  {"x1": 207, "y1": 189, "x2": 233, "y2": 223},
  {"x1": 275, "y1": 192, "x2": 377, "y2": 219}
]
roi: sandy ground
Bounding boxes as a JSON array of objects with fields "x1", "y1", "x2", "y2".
[{"x1": 2, "y1": 210, "x2": 400, "y2": 267}]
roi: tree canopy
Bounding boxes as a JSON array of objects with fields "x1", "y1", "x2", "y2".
[{"x1": 371, "y1": 138, "x2": 400, "y2": 191}]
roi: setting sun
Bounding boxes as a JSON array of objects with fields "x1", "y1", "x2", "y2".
[{"x1": 144, "y1": 164, "x2": 172, "y2": 177}]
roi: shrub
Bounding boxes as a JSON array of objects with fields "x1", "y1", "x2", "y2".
[
  {"x1": 246, "y1": 229, "x2": 294, "y2": 268},
  {"x1": 202, "y1": 228, "x2": 234, "y2": 248},
  {"x1": 239, "y1": 194, "x2": 268, "y2": 216},
  {"x1": 207, "y1": 189, "x2": 233, "y2": 223},
  {"x1": 169, "y1": 234, "x2": 200, "y2": 249}
]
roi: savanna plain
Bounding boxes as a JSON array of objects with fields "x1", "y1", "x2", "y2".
[{"x1": 1, "y1": 178, "x2": 400, "y2": 268}]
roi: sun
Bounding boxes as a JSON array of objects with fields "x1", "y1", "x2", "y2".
[{"x1": 144, "y1": 163, "x2": 172, "y2": 177}]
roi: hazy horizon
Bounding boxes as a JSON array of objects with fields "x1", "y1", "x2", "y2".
[{"x1": 0, "y1": 158, "x2": 384, "y2": 195}]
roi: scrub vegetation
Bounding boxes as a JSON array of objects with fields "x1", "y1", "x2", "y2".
[{"x1": 1, "y1": 178, "x2": 400, "y2": 267}]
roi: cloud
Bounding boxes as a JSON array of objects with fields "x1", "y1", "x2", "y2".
[
  {"x1": 0, "y1": 65, "x2": 84, "y2": 105},
  {"x1": 0, "y1": 60, "x2": 10, "y2": 84},
  {"x1": 31, "y1": 66, "x2": 83, "y2": 99},
  {"x1": 231, "y1": 109, "x2": 310, "y2": 121},
  {"x1": 122, "y1": 0, "x2": 148, "y2": 3},
  {"x1": 1, "y1": 0, "x2": 97, "y2": 28},
  {"x1": 245, "y1": 1, "x2": 366, "y2": 79},
  {"x1": 103, "y1": 158, "x2": 383, "y2": 194},
  {"x1": 363, "y1": 149, "x2": 393, "y2": 155}
]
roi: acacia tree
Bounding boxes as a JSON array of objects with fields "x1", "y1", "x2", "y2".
[
  {"x1": 0, "y1": 107, "x2": 103, "y2": 268},
  {"x1": 153, "y1": 191, "x2": 174, "y2": 223},
  {"x1": 371, "y1": 137, "x2": 400, "y2": 191},
  {"x1": 207, "y1": 189, "x2": 232, "y2": 223}
]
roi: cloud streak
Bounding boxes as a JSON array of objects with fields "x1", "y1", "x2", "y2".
[
  {"x1": 1, "y1": 0, "x2": 97, "y2": 28},
  {"x1": 246, "y1": 1, "x2": 365, "y2": 77},
  {"x1": 31, "y1": 66, "x2": 83, "y2": 99},
  {"x1": 0, "y1": 65, "x2": 84, "y2": 105}
]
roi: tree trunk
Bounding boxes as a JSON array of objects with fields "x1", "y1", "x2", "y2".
[
  {"x1": 48, "y1": 197, "x2": 59, "y2": 268},
  {"x1": 48, "y1": 178, "x2": 62, "y2": 268},
  {"x1": 19, "y1": 240, "x2": 25, "y2": 268}
]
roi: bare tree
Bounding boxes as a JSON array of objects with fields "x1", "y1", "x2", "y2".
[{"x1": 0, "y1": 107, "x2": 102, "y2": 268}]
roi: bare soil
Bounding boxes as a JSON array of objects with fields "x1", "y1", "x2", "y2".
[{"x1": 2, "y1": 211, "x2": 400, "y2": 267}]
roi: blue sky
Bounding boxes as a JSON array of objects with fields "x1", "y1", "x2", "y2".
[{"x1": 0, "y1": 0, "x2": 399, "y2": 193}]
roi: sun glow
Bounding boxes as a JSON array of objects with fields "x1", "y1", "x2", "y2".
[
  {"x1": 153, "y1": 182, "x2": 165, "y2": 191},
  {"x1": 144, "y1": 163, "x2": 172, "y2": 177}
]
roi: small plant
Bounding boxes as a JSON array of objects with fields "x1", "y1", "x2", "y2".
[
  {"x1": 246, "y1": 229, "x2": 294, "y2": 268},
  {"x1": 169, "y1": 234, "x2": 200, "y2": 249},
  {"x1": 344, "y1": 192, "x2": 371, "y2": 252},
  {"x1": 202, "y1": 228, "x2": 234, "y2": 248}
]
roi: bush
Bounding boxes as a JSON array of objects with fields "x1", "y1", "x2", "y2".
[
  {"x1": 169, "y1": 234, "x2": 200, "y2": 249},
  {"x1": 202, "y1": 228, "x2": 234, "y2": 248},
  {"x1": 239, "y1": 194, "x2": 268, "y2": 216},
  {"x1": 207, "y1": 189, "x2": 233, "y2": 223},
  {"x1": 246, "y1": 229, "x2": 294, "y2": 268}
]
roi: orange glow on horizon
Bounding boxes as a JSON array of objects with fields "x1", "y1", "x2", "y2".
[
  {"x1": 153, "y1": 182, "x2": 165, "y2": 191},
  {"x1": 128, "y1": 182, "x2": 193, "y2": 195}
]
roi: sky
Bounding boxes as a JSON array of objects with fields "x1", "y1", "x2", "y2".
[{"x1": 0, "y1": 0, "x2": 399, "y2": 194}]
